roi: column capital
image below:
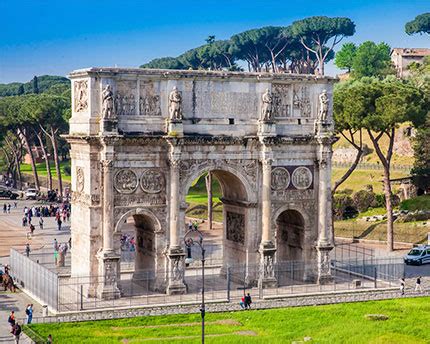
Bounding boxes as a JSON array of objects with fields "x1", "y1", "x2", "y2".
[{"x1": 100, "y1": 159, "x2": 114, "y2": 170}]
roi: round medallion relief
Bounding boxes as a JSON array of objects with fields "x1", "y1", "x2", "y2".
[
  {"x1": 291, "y1": 166, "x2": 313, "y2": 190},
  {"x1": 76, "y1": 167, "x2": 84, "y2": 192},
  {"x1": 140, "y1": 169, "x2": 165, "y2": 194},
  {"x1": 271, "y1": 167, "x2": 290, "y2": 190},
  {"x1": 114, "y1": 169, "x2": 138, "y2": 194}
]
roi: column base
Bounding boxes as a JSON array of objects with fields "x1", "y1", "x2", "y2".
[
  {"x1": 258, "y1": 121, "x2": 276, "y2": 137},
  {"x1": 167, "y1": 120, "x2": 184, "y2": 137},
  {"x1": 258, "y1": 241, "x2": 277, "y2": 288},
  {"x1": 166, "y1": 247, "x2": 187, "y2": 295},
  {"x1": 317, "y1": 244, "x2": 334, "y2": 285},
  {"x1": 97, "y1": 250, "x2": 121, "y2": 300}
]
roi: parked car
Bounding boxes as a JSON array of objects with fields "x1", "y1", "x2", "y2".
[
  {"x1": 0, "y1": 187, "x2": 19, "y2": 200},
  {"x1": 25, "y1": 188, "x2": 38, "y2": 200},
  {"x1": 404, "y1": 245, "x2": 430, "y2": 265}
]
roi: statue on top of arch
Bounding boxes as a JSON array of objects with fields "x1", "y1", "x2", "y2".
[
  {"x1": 102, "y1": 85, "x2": 115, "y2": 120},
  {"x1": 168, "y1": 86, "x2": 183, "y2": 121},
  {"x1": 260, "y1": 88, "x2": 274, "y2": 122}
]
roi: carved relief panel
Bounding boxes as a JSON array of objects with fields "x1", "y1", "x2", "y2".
[
  {"x1": 226, "y1": 211, "x2": 245, "y2": 244},
  {"x1": 271, "y1": 166, "x2": 314, "y2": 194},
  {"x1": 74, "y1": 80, "x2": 88, "y2": 112},
  {"x1": 76, "y1": 167, "x2": 85, "y2": 192},
  {"x1": 114, "y1": 169, "x2": 139, "y2": 194},
  {"x1": 140, "y1": 169, "x2": 165, "y2": 194},
  {"x1": 139, "y1": 82, "x2": 161, "y2": 116},
  {"x1": 272, "y1": 84, "x2": 291, "y2": 118},
  {"x1": 292, "y1": 85, "x2": 311, "y2": 117}
]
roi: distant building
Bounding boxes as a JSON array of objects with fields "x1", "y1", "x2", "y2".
[
  {"x1": 23, "y1": 146, "x2": 45, "y2": 164},
  {"x1": 390, "y1": 48, "x2": 430, "y2": 78}
]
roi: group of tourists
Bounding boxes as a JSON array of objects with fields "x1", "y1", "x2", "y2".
[
  {"x1": 7, "y1": 306, "x2": 53, "y2": 343},
  {"x1": 120, "y1": 234, "x2": 136, "y2": 252},
  {"x1": 2, "y1": 202, "x2": 17, "y2": 213},
  {"x1": 239, "y1": 293, "x2": 253, "y2": 310},
  {"x1": 400, "y1": 276, "x2": 426, "y2": 295},
  {"x1": 21, "y1": 202, "x2": 71, "y2": 232}
]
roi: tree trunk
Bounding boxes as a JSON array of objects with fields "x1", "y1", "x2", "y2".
[
  {"x1": 205, "y1": 172, "x2": 213, "y2": 230},
  {"x1": 368, "y1": 129, "x2": 395, "y2": 252},
  {"x1": 382, "y1": 166, "x2": 394, "y2": 251},
  {"x1": 332, "y1": 149, "x2": 363, "y2": 194},
  {"x1": 36, "y1": 130, "x2": 53, "y2": 190},
  {"x1": 19, "y1": 128, "x2": 40, "y2": 190},
  {"x1": 49, "y1": 126, "x2": 63, "y2": 198}
]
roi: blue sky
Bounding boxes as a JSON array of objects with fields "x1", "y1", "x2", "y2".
[{"x1": 0, "y1": 0, "x2": 428, "y2": 83}]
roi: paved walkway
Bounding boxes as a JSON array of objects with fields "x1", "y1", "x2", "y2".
[{"x1": 0, "y1": 290, "x2": 40, "y2": 343}]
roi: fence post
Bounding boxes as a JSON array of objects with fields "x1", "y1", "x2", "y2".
[
  {"x1": 374, "y1": 267, "x2": 377, "y2": 289},
  {"x1": 80, "y1": 285, "x2": 83, "y2": 310},
  {"x1": 226, "y1": 266, "x2": 231, "y2": 302}
]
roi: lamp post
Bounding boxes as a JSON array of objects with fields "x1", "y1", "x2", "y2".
[{"x1": 184, "y1": 224, "x2": 205, "y2": 344}]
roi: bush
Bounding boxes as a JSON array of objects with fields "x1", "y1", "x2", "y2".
[
  {"x1": 333, "y1": 193, "x2": 357, "y2": 220},
  {"x1": 375, "y1": 194, "x2": 385, "y2": 208},
  {"x1": 400, "y1": 195, "x2": 430, "y2": 211},
  {"x1": 352, "y1": 190, "x2": 377, "y2": 212}
]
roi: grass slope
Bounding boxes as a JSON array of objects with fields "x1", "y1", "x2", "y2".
[
  {"x1": 27, "y1": 297, "x2": 430, "y2": 343},
  {"x1": 20, "y1": 161, "x2": 71, "y2": 182}
]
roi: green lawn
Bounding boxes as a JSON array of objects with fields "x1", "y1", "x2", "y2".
[
  {"x1": 26, "y1": 297, "x2": 430, "y2": 343},
  {"x1": 20, "y1": 161, "x2": 71, "y2": 182},
  {"x1": 331, "y1": 168, "x2": 408, "y2": 194}
]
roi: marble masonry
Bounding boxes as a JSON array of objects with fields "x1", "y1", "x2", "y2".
[{"x1": 66, "y1": 68, "x2": 336, "y2": 299}]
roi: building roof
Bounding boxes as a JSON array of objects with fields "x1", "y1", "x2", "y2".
[{"x1": 391, "y1": 48, "x2": 430, "y2": 57}]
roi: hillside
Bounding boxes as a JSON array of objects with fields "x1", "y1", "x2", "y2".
[{"x1": 0, "y1": 75, "x2": 70, "y2": 97}]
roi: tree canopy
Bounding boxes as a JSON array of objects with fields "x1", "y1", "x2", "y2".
[
  {"x1": 334, "y1": 42, "x2": 356, "y2": 72},
  {"x1": 405, "y1": 13, "x2": 430, "y2": 35},
  {"x1": 140, "y1": 16, "x2": 354, "y2": 75},
  {"x1": 290, "y1": 16, "x2": 355, "y2": 75},
  {"x1": 0, "y1": 75, "x2": 70, "y2": 97}
]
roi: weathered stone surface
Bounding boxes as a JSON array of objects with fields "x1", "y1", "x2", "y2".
[{"x1": 66, "y1": 68, "x2": 336, "y2": 298}]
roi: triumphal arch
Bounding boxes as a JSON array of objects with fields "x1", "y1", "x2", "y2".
[{"x1": 66, "y1": 68, "x2": 335, "y2": 299}]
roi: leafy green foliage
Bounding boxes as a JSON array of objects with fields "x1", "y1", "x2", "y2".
[
  {"x1": 334, "y1": 42, "x2": 356, "y2": 72},
  {"x1": 140, "y1": 57, "x2": 185, "y2": 69},
  {"x1": 405, "y1": 12, "x2": 430, "y2": 35},
  {"x1": 351, "y1": 41, "x2": 394, "y2": 78},
  {"x1": 0, "y1": 75, "x2": 70, "y2": 97},
  {"x1": 290, "y1": 16, "x2": 355, "y2": 74},
  {"x1": 400, "y1": 195, "x2": 430, "y2": 211}
]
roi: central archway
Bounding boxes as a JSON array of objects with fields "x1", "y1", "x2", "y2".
[{"x1": 182, "y1": 166, "x2": 254, "y2": 272}]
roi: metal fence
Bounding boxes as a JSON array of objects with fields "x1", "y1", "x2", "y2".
[
  {"x1": 9, "y1": 248, "x2": 59, "y2": 311},
  {"x1": 332, "y1": 161, "x2": 412, "y2": 172},
  {"x1": 9, "y1": 247, "x2": 408, "y2": 314}
]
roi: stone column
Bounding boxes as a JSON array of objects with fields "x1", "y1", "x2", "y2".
[
  {"x1": 258, "y1": 156, "x2": 277, "y2": 288},
  {"x1": 97, "y1": 159, "x2": 121, "y2": 299},
  {"x1": 316, "y1": 136, "x2": 334, "y2": 284},
  {"x1": 166, "y1": 147, "x2": 186, "y2": 295}
]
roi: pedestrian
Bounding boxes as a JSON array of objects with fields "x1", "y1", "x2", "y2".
[
  {"x1": 22, "y1": 216, "x2": 27, "y2": 227},
  {"x1": 415, "y1": 276, "x2": 423, "y2": 293},
  {"x1": 54, "y1": 238, "x2": 58, "y2": 252},
  {"x1": 25, "y1": 243, "x2": 31, "y2": 257},
  {"x1": 240, "y1": 296, "x2": 246, "y2": 309},
  {"x1": 57, "y1": 218, "x2": 62, "y2": 231},
  {"x1": 400, "y1": 278, "x2": 405, "y2": 295},
  {"x1": 244, "y1": 293, "x2": 252, "y2": 310},
  {"x1": 11, "y1": 321, "x2": 21, "y2": 343},
  {"x1": 29, "y1": 223, "x2": 35, "y2": 235},
  {"x1": 68, "y1": 237, "x2": 72, "y2": 250},
  {"x1": 25, "y1": 304, "x2": 33, "y2": 324},
  {"x1": 7, "y1": 204, "x2": 11, "y2": 213},
  {"x1": 3, "y1": 203, "x2": 6, "y2": 213},
  {"x1": 8, "y1": 310, "x2": 16, "y2": 328},
  {"x1": 39, "y1": 217, "x2": 44, "y2": 230},
  {"x1": 47, "y1": 334, "x2": 53, "y2": 343}
]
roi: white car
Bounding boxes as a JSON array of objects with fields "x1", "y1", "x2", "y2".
[
  {"x1": 404, "y1": 245, "x2": 430, "y2": 265},
  {"x1": 25, "y1": 188, "x2": 38, "y2": 200}
]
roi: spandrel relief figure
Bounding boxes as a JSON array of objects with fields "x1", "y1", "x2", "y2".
[
  {"x1": 139, "y1": 96, "x2": 145, "y2": 115},
  {"x1": 114, "y1": 94, "x2": 122, "y2": 116},
  {"x1": 318, "y1": 89, "x2": 329, "y2": 122},
  {"x1": 168, "y1": 86, "x2": 182, "y2": 121},
  {"x1": 101, "y1": 85, "x2": 115, "y2": 119},
  {"x1": 129, "y1": 94, "x2": 135, "y2": 115},
  {"x1": 261, "y1": 88, "x2": 273, "y2": 122},
  {"x1": 122, "y1": 96, "x2": 128, "y2": 116}
]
